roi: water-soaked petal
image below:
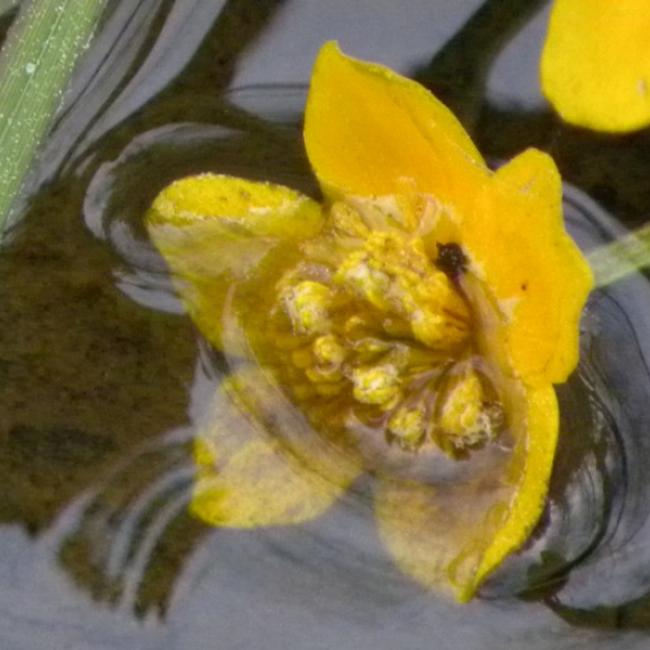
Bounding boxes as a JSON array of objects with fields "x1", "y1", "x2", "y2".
[
  {"x1": 192, "y1": 369, "x2": 361, "y2": 528},
  {"x1": 473, "y1": 383, "x2": 559, "y2": 593},
  {"x1": 375, "y1": 379, "x2": 558, "y2": 602},
  {"x1": 541, "y1": 0, "x2": 650, "y2": 132},
  {"x1": 147, "y1": 174, "x2": 323, "y2": 349}
]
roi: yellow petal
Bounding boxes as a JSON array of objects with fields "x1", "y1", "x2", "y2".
[
  {"x1": 146, "y1": 174, "x2": 323, "y2": 349},
  {"x1": 375, "y1": 381, "x2": 558, "y2": 601},
  {"x1": 472, "y1": 384, "x2": 559, "y2": 593},
  {"x1": 541, "y1": 0, "x2": 650, "y2": 132},
  {"x1": 192, "y1": 368, "x2": 361, "y2": 528},
  {"x1": 304, "y1": 42, "x2": 488, "y2": 209},
  {"x1": 459, "y1": 148, "x2": 593, "y2": 386}
]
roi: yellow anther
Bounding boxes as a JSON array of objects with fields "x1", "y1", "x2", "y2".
[
  {"x1": 350, "y1": 194, "x2": 421, "y2": 232},
  {"x1": 283, "y1": 280, "x2": 333, "y2": 335},
  {"x1": 382, "y1": 345, "x2": 411, "y2": 371},
  {"x1": 313, "y1": 334, "x2": 347, "y2": 366},
  {"x1": 438, "y1": 369, "x2": 495, "y2": 448},
  {"x1": 271, "y1": 197, "x2": 490, "y2": 457},
  {"x1": 336, "y1": 252, "x2": 391, "y2": 311},
  {"x1": 353, "y1": 337, "x2": 392, "y2": 359},
  {"x1": 335, "y1": 231, "x2": 469, "y2": 350},
  {"x1": 330, "y1": 201, "x2": 370, "y2": 238},
  {"x1": 388, "y1": 405, "x2": 426, "y2": 448},
  {"x1": 411, "y1": 309, "x2": 466, "y2": 349},
  {"x1": 344, "y1": 314, "x2": 374, "y2": 337},
  {"x1": 351, "y1": 364, "x2": 401, "y2": 405}
]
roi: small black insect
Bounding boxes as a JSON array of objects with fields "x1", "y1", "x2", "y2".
[{"x1": 435, "y1": 242, "x2": 467, "y2": 278}]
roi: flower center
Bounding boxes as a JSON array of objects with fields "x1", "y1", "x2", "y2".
[{"x1": 263, "y1": 195, "x2": 505, "y2": 457}]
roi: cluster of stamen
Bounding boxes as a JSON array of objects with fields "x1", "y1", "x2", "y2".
[{"x1": 267, "y1": 195, "x2": 504, "y2": 456}]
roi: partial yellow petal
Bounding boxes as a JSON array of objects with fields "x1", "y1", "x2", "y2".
[
  {"x1": 375, "y1": 380, "x2": 558, "y2": 601},
  {"x1": 192, "y1": 368, "x2": 361, "y2": 528},
  {"x1": 459, "y1": 149, "x2": 593, "y2": 386},
  {"x1": 146, "y1": 174, "x2": 323, "y2": 349},
  {"x1": 541, "y1": 0, "x2": 650, "y2": 132},
  {"x1": 472, "y1": 383, "x2": 558, "y2": 594},
  {"x1": 149, "y1": 173, "x2": 323, "y2": 238},
  {"x1": 304, "y1": 42, "x2": 488, "y2": 210}
]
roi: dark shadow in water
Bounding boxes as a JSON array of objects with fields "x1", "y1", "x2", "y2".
[
  {"x1": 161, "y1": 0, "x2": 287, "y2": 93},
  {"x1": 414, "y1": 0, "x2": 547, "y2": 125},
  {"x1": 0, "y1": 4, "x2": 18, "y2": 47},
  {"x1": 477, "y1": 109, "x2": 650, "y2": 231}
]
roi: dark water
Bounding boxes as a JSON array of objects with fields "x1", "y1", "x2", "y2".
[{"x1": 4, "y1": 1, "x2": 650, "y2": 648}]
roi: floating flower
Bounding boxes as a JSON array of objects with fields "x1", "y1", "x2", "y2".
[
  {"x1": 541, "y1": 0, "x2": 650, "y2": 132},
  {"x1": 146, "y1": 42, "x2": 592, "y2": 601}
]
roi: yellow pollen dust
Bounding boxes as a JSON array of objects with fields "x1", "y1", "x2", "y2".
[
  {"x1": 438, "y1": 369, "x2": 498, "y2": 449},
  {"x1": 330, "y1": 201, "x2": 370, "y2": 238},
  {"x1": 388, "y1": 405, "x2": 426, "y2": 448},
  {"x1": 313, "y1": 334, "x2": 347, "y2": 366},
  {"x1": 351, "y1": 365, "x2": 401, "y2": 406},
  {"x1": 283, "y1": 280, "x2": 333, "y2": 335},
  {"x1": 335, "y1": 231, "x2": 469, "y2": 349},
  {"x1": 270, "y1": 196, "x2": 503, "y2": 457}
]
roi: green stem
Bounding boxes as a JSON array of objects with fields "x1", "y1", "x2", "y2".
[
  {"x1": 0, "y1": 0, "x2": 106, "y2": 234},
  {"x1": 588, "y1": 221, "x2": 650, "y2": 287}
]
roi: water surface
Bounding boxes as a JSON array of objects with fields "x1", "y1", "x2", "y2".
[{"x1": 4, "y1": 1, "x2": 650, "y2": 648}]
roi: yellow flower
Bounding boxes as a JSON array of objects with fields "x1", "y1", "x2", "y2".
[
  {"x1": 146, "y1": 42, "x2": 593, "y2": 601},
  {"x1": 541, "y1": 0, "x2": 650, "y2": 132}
]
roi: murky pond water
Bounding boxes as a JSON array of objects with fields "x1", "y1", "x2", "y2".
[{"x1": 4, "y1": 1, "x2": 650, "y2": 648}]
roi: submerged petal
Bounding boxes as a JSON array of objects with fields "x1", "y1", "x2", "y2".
[
  {"x1": 375, "y1": 382, "x2": 558, "y2": 601},
  {"x1": 304, "y1": 42, "x2": 488, "y2": 207},
  {"x1": 147, "y1": 174, "x2": 323, "y2": 349},
  {"x1": 472, "y1": 384, "x2": 558, "y2": 592},
  {"x1": 541, "y1": 0, "x2": 650, "y2": 132},
  {"x1": 192, "y1": 369, "x2": 361, "y2": 528},
  {"x1": 459, "y1": 149, "x2": 593, "y2": 385}
]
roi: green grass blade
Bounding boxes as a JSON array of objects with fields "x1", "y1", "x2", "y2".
[
  {"x1": 0, "y1": 0, "x2": 106, "y2": 234},
  {"x1": 588, "y1": 222, "x2": 650, "y2": 287}
]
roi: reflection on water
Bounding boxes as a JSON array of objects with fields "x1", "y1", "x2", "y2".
[
  {"x1": 58, "y1": 343, "x2": 214, "y2": 617},
  {"x1": 4, "y1": 0, "x2": 650, "y2": 648}
]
